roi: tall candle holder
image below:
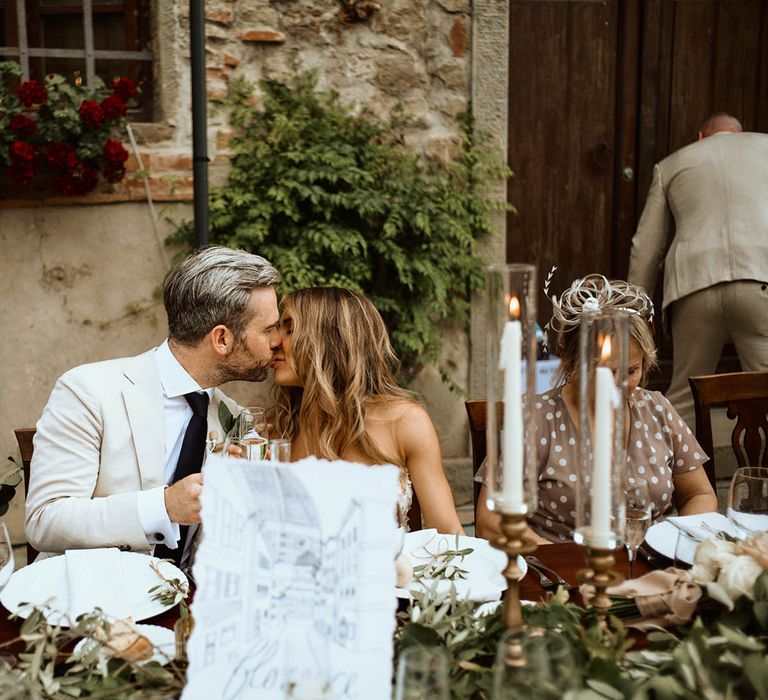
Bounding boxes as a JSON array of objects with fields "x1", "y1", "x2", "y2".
[
  {"x1": 573, "y1": 311, "x2": 629, "y2": 624},
  {"x1": 485, "y1": 264, "x2": 538, "y2": 631}
]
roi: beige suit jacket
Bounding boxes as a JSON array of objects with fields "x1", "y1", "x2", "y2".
[
  {"x1": 25, "y1": 348, "x2": 237, "y2": 557},
  {"x1": 628, "y1": 131, "x2": 768, "y2": 309}
]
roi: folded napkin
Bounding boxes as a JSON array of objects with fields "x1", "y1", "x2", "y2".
[
  {"x1": 665, "y1": 512, "x2": 738, "y2": 542},
  {"x1": 580, "y1": 568, "x2": 702, "y2": 629},
  {"x1": 65, "y1": 548, "x2": 128, "y2": 619}
]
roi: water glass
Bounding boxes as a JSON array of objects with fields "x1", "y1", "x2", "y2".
[
  {"x1": 226, "y1": 407, "x2": 268, "y2": 460},
  {"x1": 492, "y1": 629, "x2": 577, "y2": 699},
  {"x1": 269, "y1": 439, "x2": 292, "y2": 463},
  {"x1": 394, "y1": 646, "x2": 448, "y2": 700},
  {"x1": 625, "y1": 478, "x2": 651, "y2": 578},
  {"x1": 727, "y1": 466, "x2": 768, "y2": 536}
]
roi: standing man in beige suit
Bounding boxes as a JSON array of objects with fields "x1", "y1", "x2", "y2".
[
  {"x1": 628, "y1": 114, "x2": 768, "y2": 426},
  {"x1": 26, "y1": 246, "x2": 281, "y2": 565}
]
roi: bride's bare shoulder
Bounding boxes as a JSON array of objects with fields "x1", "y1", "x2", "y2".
[{"x1": 366, "y1": 396, "x2": 429, "y2": 425}]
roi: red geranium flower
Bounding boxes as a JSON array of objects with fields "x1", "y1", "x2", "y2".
[
  {"x1": 10, "y1": 141, "x2": 36, "y2": 163},
  {"x1": 9, "y1": 115, "x2": 37, "y2": 138},
  {"x1": 78, "y1": 100, "x2": 103, "y2": 128},
  {"x1": 112, "y1": 77, "x2": 137, "y2": 103},
  {"x1": 8, "y1": 162, "x2": 35, "y2": 188},
  {"x1": 100, "y1": 94, "x2": 127, "y2": 121},
  {"x1": 52, "y1": 173, "x2": 77, "y2": 196},
  {"x1": 46, "y1": 142, "x2": 78, "y2": 173},
  {"x1": 17, "y1": 80, "x2": 48, "y2": 108},
  {"x1": 103, "y1": 139, "x2": 129, "y2": 166}
]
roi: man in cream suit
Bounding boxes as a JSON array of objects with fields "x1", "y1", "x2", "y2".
[
  {"x1": 25, "y1": 246, "x2": 281, "y2": 563},
  {"x1": 628, "y1": 114, "x2": 768, "y2": 426}
]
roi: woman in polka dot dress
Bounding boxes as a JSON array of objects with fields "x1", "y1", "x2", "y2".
[{"x1": 476, "y1": 274, "x2": 718, "y2": 543}]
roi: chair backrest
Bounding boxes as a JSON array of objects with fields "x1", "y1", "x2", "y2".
[
  {"x1": 13, "y1": 428, "x2": 38, "y2": 564},
  {"x1": 465, "y1": 400, "x2": 504, "y2": 519},
  {"x1": 406, "y1": 494, "x2": 422, "y2": 532},
  {"x1": 688, "y1": 372, "x2": 768, "y2": 489}
]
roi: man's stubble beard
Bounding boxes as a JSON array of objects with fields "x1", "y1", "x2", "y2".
[{"x1": 216, "y1": 359, "x2": 271, "y2": 384}]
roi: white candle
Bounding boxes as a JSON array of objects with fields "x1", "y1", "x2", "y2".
[
  {"x1": 592, "y1": 336, "x2": 614, "y2": 543},
  {"x1": 499, "y1": 296, "x2": 523, "y2": 505}
]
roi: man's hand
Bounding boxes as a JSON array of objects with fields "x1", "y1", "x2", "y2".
[{"x1": 164, "y1": 473, "x2": 203, "y2": 525}]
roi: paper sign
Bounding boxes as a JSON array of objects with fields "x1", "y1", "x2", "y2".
[{"x1": 183, "y1": 457, "x2": 400, "y2": 700}]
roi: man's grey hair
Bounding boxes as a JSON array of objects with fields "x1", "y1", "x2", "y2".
[{"x1": 163, "y1": 245, "x2": 281, "y2": 345}]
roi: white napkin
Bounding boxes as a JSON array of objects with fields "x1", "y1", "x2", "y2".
[
  {"x1": 404, "y1": 530, "x2": 506, "y2": 603},
  {"x1": 665, "y1": 512, "x2": 738, "y2": 542},
  {"x1": 65, "y1": 548, "x2": 127, "y2": 619}
]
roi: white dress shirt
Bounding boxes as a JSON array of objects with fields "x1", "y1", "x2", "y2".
[{"x1": 135, "y1": 340, "x2": 212, "y2": 549}]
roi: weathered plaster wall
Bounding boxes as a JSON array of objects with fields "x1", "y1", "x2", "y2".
[{"x1": 1, "y1": 0, "x2": 510, "y2": 546}]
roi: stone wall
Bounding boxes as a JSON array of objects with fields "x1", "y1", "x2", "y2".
[{"x1": 0, "y1": 0, "x2": 510, "y2": 546}]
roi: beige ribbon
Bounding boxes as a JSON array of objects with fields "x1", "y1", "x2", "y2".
[{"x1": 580, "y1": 568, "x2": 701, "y2": 629}]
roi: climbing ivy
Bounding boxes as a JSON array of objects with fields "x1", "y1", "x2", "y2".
[{"x1": 172, "y1": 72, "x2": 512, "y2": 381}]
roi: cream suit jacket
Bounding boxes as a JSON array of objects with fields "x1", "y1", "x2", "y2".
[
  {"x1": 25, "y1": 348, "x2": 238, "y2": 558},
  {"x1": 628, "y1": 131, "x2": 768, "y2": 309}
]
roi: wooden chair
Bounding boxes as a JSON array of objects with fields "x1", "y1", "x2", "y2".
[
  {"x1": 688, "y1": 371, "x2": 768, "y2": 490},
  {"x1": 465, "y1": 400, "x2": 504, "y2": 520},
  {"x1": 13, "y1": 428, "x2": 38, "y2": 564},
  {"x1": 406, "y1": 494, "x2": 422, "y2": 532}
]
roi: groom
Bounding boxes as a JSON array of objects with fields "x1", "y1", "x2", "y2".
[{"x1": 25, "y1": 246, "x2": 281, "y2": 564}]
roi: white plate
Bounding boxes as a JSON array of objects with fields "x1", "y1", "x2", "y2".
[
  {"x1": 0, "y1": 551, "x2": 187, "y2": 627},
  {"x1": 395, "y1": 530, "x2": 526, "y2": 602},
  {"x1": 73, "y1": 623, "x2": 176, "y2": 665},
  {"x1": 644, "y1": 513, "x2": 735, "y2": 565}
]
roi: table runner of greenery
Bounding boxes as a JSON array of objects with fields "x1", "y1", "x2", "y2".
[{"x1": 1, "y1": 537, "x2": 766, "y2": 699}]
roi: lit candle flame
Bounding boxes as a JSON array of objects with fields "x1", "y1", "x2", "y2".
[
  {"x1": 508, "y1": 296, "x2": 520, "y2": 320},
  {"x1": 600, "y1": 334, "x2": 612, "y2": 363}
]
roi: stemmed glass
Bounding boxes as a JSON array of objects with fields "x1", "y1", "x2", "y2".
[
  {"x1": 727, "y1": 467, "x2": 768, "y2": 536},
  {"x1": 225, "y1": 406, "x2": 268, "y2": 461},
  {"x1": 394, "y1": 646, "x2": 448, "y2": 700},
  {"x1": 624, "y1": 478, "x2": 651, "y2": 579},
  {"x1": 492, "y1": 629, "x2": 577, "y2": 699}
]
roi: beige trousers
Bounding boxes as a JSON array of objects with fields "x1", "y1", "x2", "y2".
[{"x1": 666, "y1": 280, "x2": 768, "y2": 427}]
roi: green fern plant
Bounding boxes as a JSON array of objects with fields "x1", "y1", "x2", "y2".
[{"x1": 171, "y1": 72, "x2": 512, "y2": 382}]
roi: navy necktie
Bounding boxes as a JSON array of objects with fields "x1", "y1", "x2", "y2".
[{"x1": 154, "y1": 392, "x2": 209, "y2": 565}]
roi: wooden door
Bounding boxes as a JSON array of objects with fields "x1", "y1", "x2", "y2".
[
  {"x1": 635, "y1": 0, "x2": 768, "y2": 382},
  {"x1": 508, "y1": 0, "x2": 768, "y2": 377},
  {"x1": 506, "y1": 0, "x2": 626, "y2": 325}
]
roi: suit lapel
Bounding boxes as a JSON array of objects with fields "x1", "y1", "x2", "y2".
[{"x1": 122, "y1": 350, "x2": 165, "y2": 490}]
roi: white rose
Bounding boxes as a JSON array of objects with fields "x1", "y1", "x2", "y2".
[
  {"x1": 715, "y1": 555, "x2": 763, "y2": 603},
  {"x1": 693, "y1": 538, "x2": 738, "y2": 581}
]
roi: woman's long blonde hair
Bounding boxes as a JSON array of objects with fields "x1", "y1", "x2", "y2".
[{"x1": 272, "y1": 287, "x2": 413, "y2": 467}]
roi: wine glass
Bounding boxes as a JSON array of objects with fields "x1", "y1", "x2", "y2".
[
  {"x1": 625, "y1": 478, "x2": 651, "y2": 578},
  {"x1": 727, "y1": 467, "x2": 768, "y2": 536},
  {"x1": 225, "y1": 407, "x2": 268, "y2": 460},
  {"x1": 394, "y1": 646, "x2": 448, "y2": 700},
  {"x1": 492, "y1": 629, "x2": 577, "y2": 699}
]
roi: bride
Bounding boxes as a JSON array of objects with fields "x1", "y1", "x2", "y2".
[{"x1": 271, "y1": 286, "x2": 463, "y2": 535}]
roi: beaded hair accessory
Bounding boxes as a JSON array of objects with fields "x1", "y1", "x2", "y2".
[{"x1": 542, "y1": 267, "x2": 655, "y2": 352}]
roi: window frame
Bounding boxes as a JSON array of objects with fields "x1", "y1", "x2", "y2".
[{"x1": 0, "y1": 0, "x2": 153, "y2": 115}]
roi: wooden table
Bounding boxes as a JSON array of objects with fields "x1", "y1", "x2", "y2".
[
  {"x1": 518, "y1": 542, "x2": 652, "y2": 602},
  {"x1": 0, "y1": 543, "x2": 655, "y2": 650}
]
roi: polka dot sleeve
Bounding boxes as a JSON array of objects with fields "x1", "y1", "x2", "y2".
[{"x1": 656, "y1": 393, "x2": 708, "y2": 474}]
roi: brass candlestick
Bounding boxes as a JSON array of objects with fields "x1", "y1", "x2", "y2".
[
  {"x1": 492, "y1": 510, "x2": 538, "y2": 631},
  {"x1": 577, "y1": 546, "x2": 623, "y2": 625}
]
